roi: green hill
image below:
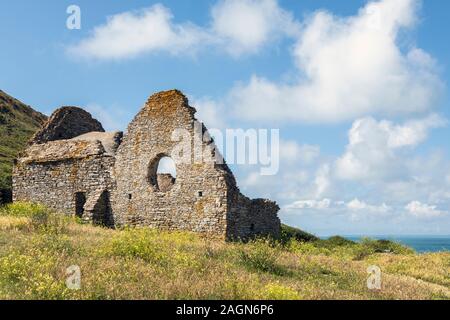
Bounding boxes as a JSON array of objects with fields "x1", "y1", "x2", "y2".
[{"x1": 0, "y1": 90, "x2": 47, "y2": 202}]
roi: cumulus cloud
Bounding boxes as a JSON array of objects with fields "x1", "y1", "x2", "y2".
[
  {"x1": 278, "y1": 112, "x2": 449, "y2": 230},
  {"x1": 68, "y1": 0, "x2": 298, "y2": 60},
  {"x1": 335, "y1": 114, "x2": 446, "y2": 181},
  {"x1": 284, "y1": 198, "x2": 392, "y2": 223},
  {"x1": 280, "y1": 141, "x2": 320, "y2": 165},
  {"x1": 314, "y1": 164, "x2": 331, "y2": 199},
  {"x1": 85, "y1": 103, "x2": 132, "y2": 131},
  {"x1": 346, "y1": 198, "x2": 391, "y2": 213},
  {"x1": 345, "y1": 198, "x2": 393, "y2": 222},
  {"x1": 211, "y1": 0, "x2": 299, "y2": 56},
  {"x1": 68, "y1": 5, "x2": 207, "y2": 60},
  {"x1": 190, "y1": 97, "x2": 228, "y2": 130},
  {"x1": 285, "y1": 199, "x2": 331, "y2": 210},
  {"x1": 240, "y1": 140, "x2": 318, "y2": 200},
  {"x1": 405, "y1": 201, "x2": 447, "y2": 218},
  {"x1": 229, "y1": 0, "x2": 443, "y2": 123}
]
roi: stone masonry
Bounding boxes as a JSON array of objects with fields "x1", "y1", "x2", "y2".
[{"x1": 13, "y1": 90, "x2": 281, "y2": 240}]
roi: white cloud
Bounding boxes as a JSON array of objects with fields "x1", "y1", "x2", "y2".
[
  {"x1": 68, "y1": 0, "x2": 298, "y2": 60},
  {"x1": 285, "y1": 198, "x2": 331, "y2": 210},
  {"x1": 346, "y1": 198, "x2": 392, "y2": 222},
  {"x1": 383, "y1": 114, "x2": 447, "y2": 148},
  {"x1": 405, "y1": 201, "x2": 446, "y2": 218},
  {"x1": 280, "y1": 141, "x2": 320, "y2": 165},
  {"x1": 191, "y1": 97, "x2": 227, "y2": 130},
  {"x1": 68, "y1": 5, "x2": 208, "y2": 60},
  {"x1": 238, "y1": 139, "x2": 322, "y2": 202},
  {"x1": 314, "y1": 164, "x2": 331, "y2": 199},
  {"x1": 211, "y1": 0, "x2": 299, "y2": 56},
  {"x1": 85, "y1": 103, "x2": 132, "y2": 131},
  {"x1": 284, "y1": 198, "x2": 392, "y2": 221},
  {"x1": 229, "y1": 0, "x2": 442, "y2": 123},
  {"x1": 335, "y1": 115, "x2": 446, "y2": 181},
  {"x1": 347, "y1": 198, "x2": 391, "y2": 213}
]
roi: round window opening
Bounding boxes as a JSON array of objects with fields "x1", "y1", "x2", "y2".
[{"x1": 148, "y1": 155, "x2": 177, "y2": 192}]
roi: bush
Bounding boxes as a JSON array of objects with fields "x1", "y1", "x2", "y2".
[
  {"x1": 30, "y1": 211, "x2": 68, "y2": 235},
  {"x1": 0, "y1": 201, "x2": 48, "y2": 218},
  {"x1": 0, "y1": 250, "x2": 71, "y2": 300},
  {"x1": 360, "y1": 238, "x2": 414, "y2": 255},
  {"x1": 287, "y1": 240, "x2": 332, "y2": 256},
  {"x1": 314, "y1": 236, "x2": 356, "y2": 249},
  {"x1": 350, "y1": 238, "x2": 414, "y2": 260},
  {"x1": 280, "y1": 224, "x2": 318, "y2": 244},
  {"x1": 102, "y1": 228, "x2": 205, "y2": 273},
  {"x1": 0, "y1": 202, "x2": 68, "y2": 234},
  {"x1": 104, "y1": 228, "x2": 168, "y2": 264},
  {"x1": 238, "y1": 239, "x2": 286, "y2": 275}
]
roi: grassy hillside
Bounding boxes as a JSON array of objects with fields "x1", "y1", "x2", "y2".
[
  {"x1": 0, "y1": 90, "x2": 47, "y2": 194},
  {"x1": 0, "y1": 202, "x2": 448, "y2": 300}
]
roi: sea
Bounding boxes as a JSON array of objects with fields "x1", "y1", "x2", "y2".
[{"x1": 342, "y1": 236, "x2": 450, "y2": 253}]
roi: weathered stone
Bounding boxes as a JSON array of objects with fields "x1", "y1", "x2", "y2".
[
  {"x1": 30, "y1": 107, "x2": 104, "y2": 144},
  {"x1": 13, "y1": 90, "x2": 281, "y2": 240},
  {"x1": 157, "y1": 174, "x2": 176, "y2": 192}
]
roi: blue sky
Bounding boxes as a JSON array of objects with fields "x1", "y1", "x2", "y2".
[{"x1": 1, "y1": 0, "x2": 449, "y2": 236}]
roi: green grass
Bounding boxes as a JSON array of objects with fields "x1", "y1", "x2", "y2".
[
  {"x1": 281, "y1": 224, "x2": 319, "y2": 243},
  {"x1": 0, "y1": 202, "x2": 449, "y2": 300}
]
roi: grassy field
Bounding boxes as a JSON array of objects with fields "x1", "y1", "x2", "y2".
[{"x1": 0, "y1": 202, "x2": 449, "y2": 300}]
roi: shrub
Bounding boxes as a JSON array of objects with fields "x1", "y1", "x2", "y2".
[
  {"x1": 287, "y1": 240, "x2": 332, "y2": 256},
  {"x1": 102, "y1": 228, "x2": 206, "y2": 274},
  {"x1": 0, "y1": 202, "x2": 68, "y2": 235},
  {"x1": 350, "y1": 238, "x2": 414, "y2": 260},
  {"x1": 0, "y1": 249, "x2": 71, "y2": 300},
  {"x1": 280, "y1": 224, "x2": 318, "y2": 244},
  {"x1": 104, "y1": 228, "x2": 169, "y2": 265},
  {"x1": 0, "y1": 201, "x2": 47, "y2": 218},
  {"x1": 30, "y1": 211, "x2": 68, "y2": 235},
  {"x1": 238, "y1": 239, "x2": 286, "y2": 275},
  {"x1": 360, "y1": 238, "x2": 414, "y2": 255},
  {"x1": 314, "y1": 236, "x2": 356, "y2": 249}
]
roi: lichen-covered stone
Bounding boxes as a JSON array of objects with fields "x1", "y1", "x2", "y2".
[
  {"x1": 13, "y1": 90, "x2": 281, "y2": 240},
  {"x1": 157, "y1": 174, "x2": 175, "y2": 192},
  {"x1": 30, "y1": 107, "x2": 104, "y2": 144}
]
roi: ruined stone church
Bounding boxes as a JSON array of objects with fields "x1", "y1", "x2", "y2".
[{"x1": 13, "y1": 90, "x2": 280, "y2": 240}]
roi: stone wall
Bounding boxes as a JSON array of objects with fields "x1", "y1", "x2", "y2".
[
  {"x1": 13, "y1": 90, "x2": 281, "y2": 240},
  {"x1": 226, "y1": 185, "x2": 281, "y2": 240},
  {"x1": 112, "y1": 90, "x2": 230, "y2": 239},
  {"x1": 157, "y1": 174, "x2": 176, "y2": 192},
  {"x1": 112, "y1": 90, "x2": 281, "y2": 240},
  {"x1": 31, "y1": 107, "x2": 104, "y2": 144},
  {"x1": 13, "y1": 154, "x2": 115, "y2": 219}
]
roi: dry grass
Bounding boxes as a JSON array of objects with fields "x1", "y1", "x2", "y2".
[{"x1": 0, "y1": 202, "x2": 449, "y2": 300}]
